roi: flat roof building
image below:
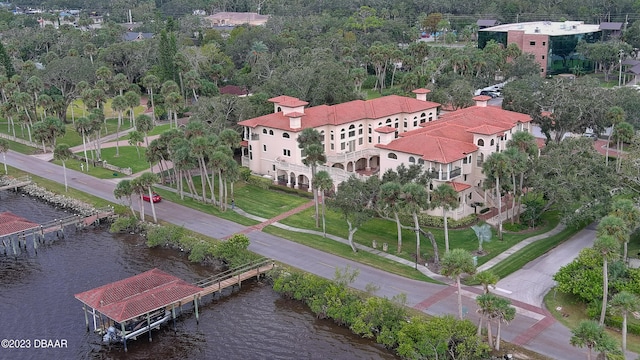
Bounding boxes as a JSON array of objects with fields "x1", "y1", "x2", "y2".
[{"x1": 479, "y1": 21, "x2": 602, "y2": 76}]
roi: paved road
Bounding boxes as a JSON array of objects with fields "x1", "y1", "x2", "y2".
[
  {"x1": 495, "y1": 223, "x2": 597, "y2": 307},
  {"x1": 4, "y1": 150, "x2": 634, "y2": 360}
]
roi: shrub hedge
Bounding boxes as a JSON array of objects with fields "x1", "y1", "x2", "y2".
[{"x1": 271, "y1": 267, "x2": 489, "y2": 359}]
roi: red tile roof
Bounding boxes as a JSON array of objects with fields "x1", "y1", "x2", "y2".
[
  {"x1": 381, "y1": 105, "x2": 532, "y2": 164},
  {"x1": 377, "y1": 133, "x2": 477, "y2": 163},
  {"x1": 75, "y1": 268, "x2": 202, "y2": 323},
  {"x1": 0, "y1": 212, "x2": 39, "y2": 236},
  {"x1": 447, "y1": 181, "x2": 471, "y2": 192},
  {"x1": 375, "y1": 125, "x2": 396, "y2": 133},
  {"x1": 219, "y1": 85, "x2": 250, "y2": 96},
  {"x1": 239, "y1": 95, "x2": 440, "y2": 131}
]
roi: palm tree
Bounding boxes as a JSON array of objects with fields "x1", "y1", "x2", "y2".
[
  {"x1": 33, "y1": 117, "x2": 66, "y2": 153},
  {"x1": 110, "y1": 95, "x2": 127, "y2": 157},
  {"x1": 53, "y1": 144, "x2": 72, "y2": 192},
  {"x1": 593, "y1": 234, "x2": 620, "y2": 325},
  {"x1": 441, "y1": 248, "x2": 476, "y2": 320},
  {"x1": 95, "y1": 66, "x2": 112, "y2": 83},
  {"x1": 503, "y1": 147, "x2": 527, "y2": 223},
  {"x1": 184, "y1": 70, "x2": 200, "y2": 102},
  {"x1": 379, "y1": 181, "x2": 404, "y2": 253},
  {"x1": 297, "y1": 128, "x2": 325, "y2": 228},
  {"x1": 128, "y1": 130, "x2": 144, "y2": 158},
  {"x1": 131, "y1": 176, "x2": 146, "y2": 220},
  {"x1": 506, "y1": 131, "x2": 538, "y2": 221},
  {"x1": 401, "y1": 182, "x2": 431, "y2": 267},
  {"x1": 610, "y1": 291, "x2": 640, "y2": 352},
  {"x1": 0, "y1": 138, "x2": 8, "y2": 174},
  {"x1": 37, "y1": 94, "x2": 53, "y2": 120},
  {"x1": 142, "y1": 74, "x2": 159, "y2": 124},
  {"x1": 136, "y1": 114, "x2": 154, "y2": 148},
  {"x1": 570, "y1": 320, "x2": 620, "y2": 360},
  {"x1": 112, "y1": 73, "x2": 129, "y2": 96},
  {"x1": 475, "y1": 292, "x2": 497, "y2": 345},
  {"x1": 431, "y1": 183, "x2": 459, "y2": 252},
  {"x1": 313, "y1": 170, "x2": 333, "y2": 237},
  {"x1": 74, "y1": 116, "x2": 92, "y2": 172},
  {"x1": 475, "y1": 270, "x2": 499, "y2": 294},
  {"x1": 83, "y1": 43, "x2": 97, "y2": 64},
  {"x1": 139, "y1": 172, "x2": 160, "y2": 223},
  {"x1": 610, "y1": 198, "x2": 640, "y2": 261},
  {"x1": 113, "y1": 179, "x2": 136, "y2": 218},
  {"x1": 493, "y1": 296, "x2": 516, "y2": 351},
  {"x1": 164, "y1": 92, "x2": 182, "y2": 129},
  {"x1": 605, "y1": 106, "x2": 625, "y2": 167},
  {"x1": 483, "y1": 152, "x2": 510, "y2": 240},
  {"x1": 124, "y1": 90, "x2": 140, "y2": 127},
  {"x1": 613, "y1": 121, "x2": 634, "y2": 173},
  {"x1": 191, "y1": 136, "x2": 212, "y2": 203}
]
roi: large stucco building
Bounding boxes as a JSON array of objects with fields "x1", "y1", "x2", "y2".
[
  {"x1": 479, "y1": 21, "x2": 606, "y2": 76},
  {"x1": 238, "y1": 92, "x2": 532, "y2": 219}
]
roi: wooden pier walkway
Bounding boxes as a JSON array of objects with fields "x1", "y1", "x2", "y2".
[
  {"x1": 0, "y1": 207, "x2": 115, "y2": 256},
  {"x1": 0, "y1": 175, "x2": 31, "y2": 191},
  {"x1": 194, "y1": 258, "x2": 275, "y2": 299}
]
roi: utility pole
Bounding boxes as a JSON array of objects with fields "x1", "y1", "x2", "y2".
[{"x1": 619, "y1": 49, "x2": 624, "y2": 87}]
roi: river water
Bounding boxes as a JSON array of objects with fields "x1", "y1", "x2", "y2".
[{"x1": 0, "y1": 192, "x2": 398, "y2": 360}]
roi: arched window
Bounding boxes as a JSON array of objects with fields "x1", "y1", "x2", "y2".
[
  {"x1": 418, "y1": 159, "x2": 424, "y2": 165},
  {"x1": 388, "y1": 153, "x2": 397, "y2": 159},
  {"x1": 490, "y1": 139, "x2": 495, "y2": 146},
  {"x1": 349, "y1": 125, "x2": 355, "y2": 137},
  {"x1": 477, "y1": 139, "x2": 484, "y2": 146},
  {"x1": 269, "y1": 130, "x2": 274, "y2": 135},
  {"x1": 277, "y1": 106, "x2": 282, "y2": 112},
  {"x1": 421, "y1": 113, "x2": 426, "y2": 117},
  {"x1": 282, "y1": 132, "x2": 290, "y2": 138},
  {"x1": 409, "y1": 156, "x2": 415, "y2": 163},
  {"x1": 386, "y1": 118, "x2": 392, "y2": 124},
  {"x1": 262, "y1": 129, "x2": 267, "y2": 134}
]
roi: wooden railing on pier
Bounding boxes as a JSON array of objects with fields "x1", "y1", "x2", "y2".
[
  {"x1": 176, "y1": 258, "x2": 275, "y2": 305},
  {"x1": 0, "y1": 175, "x2": 31, "y2": 191},
  {"x1": 0, "y1": 206, "x2": 115, "y2": 244}
]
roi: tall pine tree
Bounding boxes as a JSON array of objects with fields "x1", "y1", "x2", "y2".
[
  {"x1": 158, "y1": 29, "x2": 177, "y2": 83},
  {"x1": 0, "y1": 41, "x2": 15, "y2": 77}
]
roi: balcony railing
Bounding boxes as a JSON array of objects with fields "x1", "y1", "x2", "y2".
[
  {"x1": 429, "y1": 167, "x2": 462, "y2": 181},
  {"x1": 326, "y1": 148, "x2": 380, "y2": 163},
  {"x1": 250, "y1": 134, "x2": 259, "y2": 141},
  {"x1": 449, "y1": 167, "x2": 461, "y2": 179}
]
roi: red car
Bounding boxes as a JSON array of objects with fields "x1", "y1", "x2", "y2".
[{"x1": 143, "y1": 192, "x2": 161, "y2": 203}]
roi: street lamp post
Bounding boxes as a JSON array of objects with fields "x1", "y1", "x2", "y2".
[{"x1": 619, "y1": 50, "x2": 624, "y2": 87}]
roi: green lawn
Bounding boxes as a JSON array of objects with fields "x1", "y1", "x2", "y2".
[
  {"x1": 263, "y1": 225, "x2": 440, "y2": 283},
  {"x1": 52, "y1": 157, "x2": 126, "y2": 179},
  {"x1": 0, "y1": 137, "x2": 39, "y2": 155},
  {"x1": 278, "y1": 207, "x2": 560, "y2": 266},
  {"x1": 152, "y1": 187, "x2": 259, "y2": 227},
  {"x1": 98, "y1": 146, "x2": 150, "y2": 174},
  {"x1": 483, "y1": 224, "x2": 582, "y2": 280},
  {"x1": 147, "y1": 124, "x2": 171, "y2": 136},
  {"x1": 172, "y1": 175, "x2": 310, "y2": 220}
]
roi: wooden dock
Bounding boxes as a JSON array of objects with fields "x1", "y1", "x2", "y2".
[
  {"x1": 0, "y1": 175, "x2": 31, "y2": 191},
  {"x1": 195, "y1": 258, "x2": 275, "y2": 298},
  {"x1": 76, "y1": 258, "x2": 276, "y2": 351},
  {"x1": 0, "y1": 207, "x2": 115, "y2": 256}
]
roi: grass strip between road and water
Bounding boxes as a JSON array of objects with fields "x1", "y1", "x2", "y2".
[{"x1": 263, "y1": 224, "x2": 442, "y2": 284}]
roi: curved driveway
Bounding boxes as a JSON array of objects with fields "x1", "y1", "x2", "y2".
[{"x1": 4, "y1": 150, "x2": 633, "y2": 360}]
